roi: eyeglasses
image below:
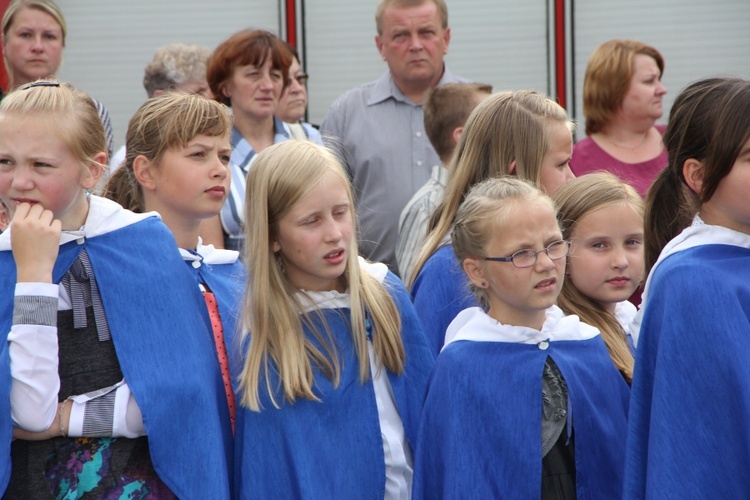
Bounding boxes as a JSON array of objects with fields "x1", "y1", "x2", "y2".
[
  {"x1": 481, "y1": 240, "x2": 571, "y2": 268},
  {"x1": 292, "y1": 73, "x2": 309, "y2": 86}
]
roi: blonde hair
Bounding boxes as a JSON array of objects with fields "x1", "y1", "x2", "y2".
[
  {"x1": 239, "y1": 140, "x2": 406, "y2": 411},
  {"x1": 0, "y1": 81, "x2": 105, "y2": 175},
  {"x1": 553, "y1": 172, "x2": 643, "y2": 382},
  {"x1": 2, "y1": 0, "x2": 66, "y2": 88},
  {"x1": 451, "y1": 177, "x2": 555, "y2": 309},
  {"x1": 103, "y1": 92, "x2": 231, "y2": 212},
  {"x1": 410, "y1": 90, "x2": 572, "y2": 287}
]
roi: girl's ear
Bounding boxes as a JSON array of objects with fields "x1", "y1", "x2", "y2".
[
  {"x1": 462, "y1": 257, "x2": 488, "y2": 289},
  {"x1": 508, "y1": 160, "x2": 517, "y2": 175},
  {"x1": 682, "y1": 158, "x2": 705, "y2": 195},
  {"x1": 133, "y1": 155, "x2": 157, "y2": 191},
  {"x1": 81, "y1": 152, "x2": 107, "y2": 190},
  {"x1": 271, "y1": 240, "x2": 281, "y2": 253}
]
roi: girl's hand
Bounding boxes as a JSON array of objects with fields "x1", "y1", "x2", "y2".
[{"x1": 11, "y1": 203, "x2": 61, "y2": 283}]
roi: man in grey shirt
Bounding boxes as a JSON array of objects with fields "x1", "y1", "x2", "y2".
[{"x1": 321, "y1": 0, "x2": 465, "y2": 274}]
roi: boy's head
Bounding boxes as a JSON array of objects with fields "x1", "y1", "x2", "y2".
[{"x1": 423, "y1": 82, "x2": 492, "y2": 165}]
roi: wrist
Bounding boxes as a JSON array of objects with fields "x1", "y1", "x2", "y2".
[{"x1": 58, "y1": 396, "x2": 74, "y2": 437}]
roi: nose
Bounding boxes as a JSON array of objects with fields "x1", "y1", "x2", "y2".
[
  {"x1": 324, "y1": 219, "x2": 343, "y2": 243},
  {"x1": 408, "y1": 32, "x2": 424, "y2": 51},
  {"x1": 211, "y1": 156, "x2": 229, "y2": 179},
  {"x1": 656, "y1": 80, "x2": 667, "y2": 95},
  {"x1": 31, "y1": 34, "x2": 45, "y2": 52},
  {"x1": 563, "y1": 165, "x2": 575, "y2": 182},
  {"x1": 534, "y1": 249, "x2": 556, "y2": 272},
  {"x1": 11, "y1": 167, "x2": 34, "y2": 191},
  {"x1": 611, "y1": 247, "x2": 630, "y2": 269}
]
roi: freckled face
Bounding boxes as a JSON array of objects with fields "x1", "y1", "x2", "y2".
[{"x1": 273, "y1": 172, "x2": 353, "y2": 293}]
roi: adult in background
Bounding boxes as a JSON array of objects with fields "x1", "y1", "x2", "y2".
[
  {"x1": 276, "y1": 41, "x2": 322, "y2": 144},
  {"x1": 571, "y1": 39, "x2": 667, "y2": 198},
  {"x1": 321, "y1": 0, "x2": 465, "y2": 273},
  {"x1": 205, "y1": 29, "x2": 292, "y2": 251},
  {"x1": 1, "y1": 0, "x2": 114, "y2": 157},
  {"x1": 110, "y1": 42, "x2": 213, "y2": 171},
  {"x1": 396, "y1": 82, "x2": 491, "y2": 284}
]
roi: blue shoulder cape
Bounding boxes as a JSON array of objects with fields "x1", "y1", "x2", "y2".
[
  {"x1": 413, "y1": 336, "x2": 629, "y2": 499},
  {"x1": 624, "y1": 244, "x2": 750, "y2": 498},
  {"x1": 0, "y1": 218, "x2": 232, "y2": 499},
  {"x1": 234, "y1": 271, "x2": 435, "y2": 499},
  {"x1": 411, "y1": 245, "x2": 478, "y2": 356}
]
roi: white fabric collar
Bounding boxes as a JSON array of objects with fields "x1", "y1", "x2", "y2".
[
  {"x1": 631, "y1": 216, "x2": 750, "y2": 346},
  {"x1": 0, "y1": 195, "x2": 154, "y2": 251},
  {"x1": 443, "y1": 305, "x2": 599, "y2": 351},
  {"x1": 179, "y1": 237, "x2": 240, "y2": 265},
  {"x1": 296, "y1": 257, "x2": 388, "y2": 313}
]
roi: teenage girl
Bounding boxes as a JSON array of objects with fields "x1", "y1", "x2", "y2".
[
  {"x1": 234, "y1": 140, "x2": 434, "y2": 499},
  {"x1": 0, "y1": 83, "x2": 231, "y2": 498},
  {"x1": 410, "y1": 89, "x2": 575, "y2": 356},
  {"x1": 624, "y1": 77, "x2": 750, "y2": 498},
  {"x1": 412, "y1": 176, "x2": 630, "y2": 499},
  {"x1": 553, "y1": 172, "x2": 644, "y2": 383},
  {"x1": 104, "y1": 91, "x2": 245, "y2": 432}
]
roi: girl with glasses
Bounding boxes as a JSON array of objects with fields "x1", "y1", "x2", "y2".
[{"x1": 412, "y1": 176, "x2": 629, "y2": 499}]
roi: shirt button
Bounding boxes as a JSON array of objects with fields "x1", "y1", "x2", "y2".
[
  {"x1": 417, "y1": 160, "x2": 423, "y2": 166},
  {"x1": 416, "y1": 131, "x2": 422, "y2": 137},
  {"x1": 537, "y1": 340, "x2": 549, "y2": 350},
  {"x1": 192, "y1": 260, "x2": 201, "y2": 269}
]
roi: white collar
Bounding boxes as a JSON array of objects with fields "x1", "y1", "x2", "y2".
[
  {"x1": 443, "y1": 305, "x2": 599, "y2": 351},
  {"x1": 0, "y1": 196, "x2": 155, "y2": 251},
  {"x1": 295, "y1": 257, "x2": 388, "y2": 313},
  {"x1": 631, "y1": 216, "x2": 750, "y2": 346},
  {"x1": 179, "y1": 237, "x2": 240, "y2": 265}
]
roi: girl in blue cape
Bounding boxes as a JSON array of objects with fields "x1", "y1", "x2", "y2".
[
  {"x1": 412, "y1": 177, "x2": 630, "y2": 499},
  {"x1": 105, "y1": 91, "x2": 245, "y2": 434},
  {"x1": 409, "y1": 90, "x2": 575, "y2": 357},
  {"x1": 553, "y1": 172, "x2": 645, "y2": 383},
  {"x1": 625, "y1": 77, "x2": 750, "y2": 498},
  {"x1": 0, "y1": 83, "x2": 232, "y2": 498},
  {"x1": 234, "y1": 140, "x2": 434, "y2": 499}
]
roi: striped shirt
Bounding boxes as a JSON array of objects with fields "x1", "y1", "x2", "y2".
[
  {"x1": 396, "y1": 165, "x2": 448, "y2": 284},
  {"x1": 220, "y1": 119, "x2": 291, "y2": 251}
]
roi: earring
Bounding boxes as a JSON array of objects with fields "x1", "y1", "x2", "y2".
[{"x1": 481, "y1": 281, "x2": 487, "y2": 287}]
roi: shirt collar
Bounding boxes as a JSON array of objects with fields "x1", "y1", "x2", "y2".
[{"x1": 367, "y1": 65, "x2": 452, "y2": 107}]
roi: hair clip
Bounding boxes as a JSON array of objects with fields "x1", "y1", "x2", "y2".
[{"x1": 19, "y1": 81, "x2": 61, "y2": 91}]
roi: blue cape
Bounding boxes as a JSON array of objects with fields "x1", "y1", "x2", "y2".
[
  {"x1": 234, "y1": 272, "x2": 435, "y2": 498},
  {"x1": 624, "y1": 244, "x2": 750, "y2": 498},
  {"x1": 0, "y1": 218, "x2": 232, "y2": 499},
  {"x1": 413, "y1": 337, "x2": 629, "y2": 499},
  {"x1": 411, "y1": 245, "x2": 478, "y2": 356}
]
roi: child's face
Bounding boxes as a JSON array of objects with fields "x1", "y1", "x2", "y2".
[
  {"x1": 567, "y1": 202, "x2": 644, "y2": 313},
  {"x1": 539, "y1": 121, "x2": 574, "y2": 196},
  {"x1": 699, "y1": 136, "x2": 750, "y2": 235},
  {"x1": 272, "y1": 172, "x2": 352, "y2": 293},
  {"x1": 148, "y1": 134, "x2": 231, "y2": 223},
  {"x1": 469, "y1": 201, "x2": 565, "y2": 329},
  {"x1": 0, "y1": 116, "x2": 96, "y2": 230}
]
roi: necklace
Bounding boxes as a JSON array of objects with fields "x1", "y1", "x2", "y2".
[{"x1": 603, "y1": 129, "x2": 651, "y2": 150}]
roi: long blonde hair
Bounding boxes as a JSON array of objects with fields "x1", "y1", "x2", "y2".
[
  {"x1": 553, "y1": 172, "x2": 643, "y2": 382},
  {"x1": 410, "y1": 89, "x2": 572, "y2": 287},
  {"x1": 238, "y1": 141, "x2": 406, "y2": 411}
]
